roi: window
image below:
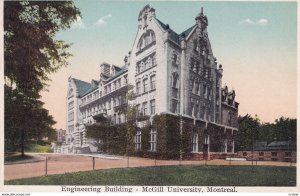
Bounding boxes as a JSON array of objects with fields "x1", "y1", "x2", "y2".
[
  {"x1": 112, "y1": 82, "x2": 116, "y2": 91},
  {"x1": 118, "y1": 113, "x2": 122, "y2": 124},
  {"x1": 150, "y1": 99, "x2": 155, "y2": 115},
  {"x1": 124, "y1": 75, "x2": 128, "y2": 85},
  {"x1": 150, "y1": 129, "x2": 157, "y2": 152},
  {"x1": 107, "y1": 84, "x2": 111, "y2": 93},
  {"x1": 113, "y1": 98, "x2": 116, "y2": 107},
  {"x1": 112, "y1": 114, "x2": 116, "y2": 125},
  {"x1": 107, "y1": 100, "x2": 111, "y2": 110},
  {"x1": 136, "y1": 104, "x2": 141, "y2": 116},
  {"x1": 285, "y1": 152, "x2": 292, "y2": 157},
  {"x1": 208, "y1": 88, "x2": 212, "y2": 100},
  {"x1": 271, "y1": 152, "x2": 277, "y2": 157},
  {"x1": 68, "y1": 101, "x2": 74, "y2": 110},
  {"x1": 68, "y1": 112, "x2": 74, "y2": 122},
  {"x1": 150, "y1": 75, "x2": 156, "y2": 90},
  {"x1": 68, "y1": 125, "x2": 74, "y2": 133},
  {"x1": 116, "y1": 79, "x2": 120, "y2": 89},
  {"x1": 192, "y1": 133, "x2": 198, "y2": 152},
  {"x1": 136, "y1": 64, "x2": 141, "y2": 74},
  {"x1": 172, "y1": 72, "x2": 179, "y2": 88},
  {"x1": 171, "y1": 99, "x2": 178, "y2": 113},
  {"x1": 135, "y1": 130, "x2": 142, "y2": 151},
  {"x1": 137, "y1": 30, "x2": 156, "y2": 52},
  {"x1": 143, "y1": 78, "x2": 148, "y2": 93},
  {"x1": 142, "y1": 102, "x2": 147, "y2": 116},
  {"x1": 140, "y1": 62, "x2": 145, "y2": 72},
  {"x1": 172, "y1": 53, "x2": 178, "y2": 64},
  {"x1": 193, "y1": 82, "x2": 199, "y2": 94},
  {"x1": 136, "y1": 82, "x2": 141, "y2": 95},
  {"x1": 152, "y1": 54, "x2": 157, "y2": 66},
  {"x1": 146, "y1": 57, "x2": 152, "y2": 68},
  {"x1": 203, "y1": 85, "x2": 207, "y2": 99}
]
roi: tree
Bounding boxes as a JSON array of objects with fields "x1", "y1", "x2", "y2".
[
  {"x1": 4, "y1": 1, "x2": 80, "y2": 156},
  {"x1": 259, "y1": 117, "x2": 296, "y2": 143},
  {"x1": 236, "y1": 114, "x2": 260, "y2": 151}
]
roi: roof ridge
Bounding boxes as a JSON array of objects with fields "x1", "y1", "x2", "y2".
[{"x1": 73, "y1": 78, "x2": 90, "y2": 85}]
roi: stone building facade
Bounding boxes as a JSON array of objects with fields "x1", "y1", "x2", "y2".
[{"x1": 62, "y1": 5, "x2": 239, "y2": 159}]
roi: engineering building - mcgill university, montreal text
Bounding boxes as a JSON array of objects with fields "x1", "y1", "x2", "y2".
[{"x1": 60, "y1": 5, "x2": 239, "y2": 160}]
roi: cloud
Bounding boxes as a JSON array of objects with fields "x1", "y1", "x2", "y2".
[
  {"x1": 256, "y1": 19, "x2": 268, "y2": 26},
  {"x1": 72, "y1": 16, "x2": 85, "y2": 29},
  {"x1": 96, "y1": 14, "x2": 112, "y2": 26},
  {"x1": 239, "y1": 18, "x2": 268, "y2": 26},
  {"x1": 239, "y1": 18, "x2": 255, "y2": 25}
]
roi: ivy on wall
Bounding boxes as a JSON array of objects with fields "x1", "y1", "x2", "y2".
[{"x1": 86, "y1": 113, "x2": 231, "y2": 159}]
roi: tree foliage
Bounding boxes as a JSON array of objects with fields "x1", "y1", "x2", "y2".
[
  {"x1": 236, "y1": 114, "x2": 296, "y2": 151},
  {"x1": 4, "y1": 1, "x2": 80, "y2": 154}
]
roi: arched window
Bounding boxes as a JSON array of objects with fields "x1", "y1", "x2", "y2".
[{"x1": 137, "y1": 30, "x2": 156, "y2": 52}]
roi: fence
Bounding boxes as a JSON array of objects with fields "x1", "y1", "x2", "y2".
[{"x1": 4, "y1": 154, "x2": 295, "y2": 181}]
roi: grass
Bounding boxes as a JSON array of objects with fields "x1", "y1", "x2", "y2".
[
  {"x1": 5, "y1": 154, "x2": 34, "y2": 163},
  {"x1": 6, "y1": 165, "x2": 296, "y2": 186},
  {"x1": 26, "y1": 144, "x2": 52, "y2": 153}
]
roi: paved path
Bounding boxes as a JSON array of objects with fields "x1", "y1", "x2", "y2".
[{"x1": 4, "y1": 153, "x2": 296, "y2": 181}]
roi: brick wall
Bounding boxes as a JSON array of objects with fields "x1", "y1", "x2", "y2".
[{"x1": 237, "y1": 151, "x2": 296, "y2": 162}]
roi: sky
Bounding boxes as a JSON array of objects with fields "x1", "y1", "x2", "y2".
[{"x1": 40, "y1": 1, "x2": 297, "y2": 129}]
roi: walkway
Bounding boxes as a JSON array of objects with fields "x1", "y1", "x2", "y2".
[{"x1": 4, "y1": 153, "x2": 296, "y2": 181}]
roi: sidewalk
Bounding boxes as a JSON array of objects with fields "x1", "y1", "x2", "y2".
[{"x1": 4, "y1": 153, "x2": 296, "y2": 181}]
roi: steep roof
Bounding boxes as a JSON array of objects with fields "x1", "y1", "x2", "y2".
[
  {"x1": 105, "y1": 65, "x2": 128, "y2": 83},
  {"x1": 156, "y1": 18, "x2": 196, "y2": 44},
  {"x1": 73, "y1": 78, "x2": 92, "y2": 97},
  {"x1": 77, "y1": 65, "x2": 128, "y2": 98},
  {"x1": 180, "y1": 24, "x2": 196, "y2": 38},
  {"x1": 156, "y1": 19, "x2": 179, "y2": 43},
  {"x1": 80, "y1": 85, "x2": 98, "y2": 97}
]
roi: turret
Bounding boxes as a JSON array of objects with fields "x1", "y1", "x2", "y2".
[{"x1": 195, "y1": 7, "x2": 208, "y2": 30}]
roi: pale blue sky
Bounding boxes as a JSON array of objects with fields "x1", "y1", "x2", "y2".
[{"x1": 43, "y1": 1, "x2": 297, "y2": 129}]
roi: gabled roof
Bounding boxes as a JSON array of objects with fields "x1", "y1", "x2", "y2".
[
  {"x1": 72, "y1": 79, "x2": 92, "y2": 97},
  {"x1": 156, "y1": 19, "x2": 180, "y2": 44},
  {"x1": 156, "y1": 18, "x2": 196, "y2": 44},
  {"x1": 180, "y1": 24, "x2": 197, "y2": 38}
]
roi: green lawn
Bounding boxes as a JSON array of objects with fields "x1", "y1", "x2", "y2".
[
  {"x1": 6, "y1": 165, "x2": 296, "y2": 186},
  {"x1": 5, "y1": 154, "x2": 34, "y2": 163}
]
